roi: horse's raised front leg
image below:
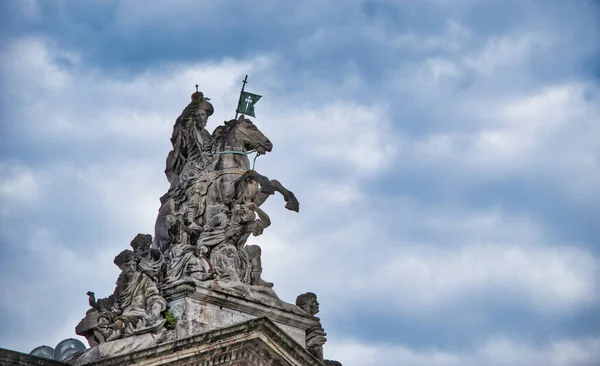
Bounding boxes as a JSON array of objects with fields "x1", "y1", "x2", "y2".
[
  {"x1": 267, "y1": 179, "x2": 299, "y2": 212},
  {"x1": 251, "y1": 179, "x2": 299, "y2": 212},
  {"x1": 234, "y1": 170, "x2": 274, "y2": 196},
  {"x1": 234, "y1": 170, "x2": 299, "y2": 212}
]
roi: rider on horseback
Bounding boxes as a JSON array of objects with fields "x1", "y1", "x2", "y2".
[{"x1": 164, "y1": 90, "x2": 215, "y2": 231}]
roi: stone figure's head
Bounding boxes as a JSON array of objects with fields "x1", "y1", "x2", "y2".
[
  {"x1": 231, "y1": 203, "x2": 255, "y2": 224},
  {"x1": 234, "y1": 116, "x2": 272, "y2": 155},
  {"x1": 130, "y1": 233, "x2": 152, "y2": 255},
  {"x1": 193, "y1": 106, "x2": 209, "y2": 130},
  {"x1": 177, "y1": 90, "x2": 214, "y2": 129},
  {"x1": 191, "y1": 91, "x2": 214, "y2": 130},
  {"x1": 114, "y1": 249, "x2": 137, "y2": 276},
  {"x1": 296, "y1": 292, "x2": 320, "y2": 315}
]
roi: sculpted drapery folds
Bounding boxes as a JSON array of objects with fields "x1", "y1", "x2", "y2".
[
  {"x1": 164, "y1": 91, "x2": 215, "y2": 231},
  {"x1": 78, "y1": 88, "x2": 306, "y2": 353},
  {"x1": 153, "y1": 88, "x2": 298, "y2": 290},
  {"x1": 165, "y1": 91, "x2": 214, "y2": 188},
  {"x1": 77, "y1": 250, "x2": 167, "y2": 346},
  {"x1": 109, "y1": 250, "x2": 166, "y2": 334},
  {"x1": 164, "y1": 217, "x2": 214, "y2": 283},
  {"x1": 198, "y1": 202, "x2": 272, "y2": 285},
  {"x1": 130, "y1": 233, "x2": 163, "y2": 281}
]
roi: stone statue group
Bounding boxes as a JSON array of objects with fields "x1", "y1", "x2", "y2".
[
  {"x1": 154, "y1": 90, "x2": 298, "y2": 290},
  {"x1": 75, "y1": 90, "x2": 330, "y2": 362}
]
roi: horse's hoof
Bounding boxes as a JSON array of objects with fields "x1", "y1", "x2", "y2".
[{"x1": 285, "y1": 201, "x2": 300, "y2": 212}]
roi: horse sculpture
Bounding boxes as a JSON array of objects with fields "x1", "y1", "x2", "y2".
[{"x1": 153, "y1": 115, "x2": 298, "y2": 253}]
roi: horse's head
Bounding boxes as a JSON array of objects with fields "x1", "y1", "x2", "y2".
[{"x1": 217, "y1": 115, "x2": 273, "y2": 154}]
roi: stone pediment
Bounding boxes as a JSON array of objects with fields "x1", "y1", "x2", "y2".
[{"x1": 81, "y1": 317, "x2": 324, "y2": 366}]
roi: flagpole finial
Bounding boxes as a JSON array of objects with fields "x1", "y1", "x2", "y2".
[{"x1": 236, "y1": 75, "x2": 249, "y2": 119}]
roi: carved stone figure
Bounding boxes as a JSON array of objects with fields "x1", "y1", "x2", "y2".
[
  {"x1": 196, "y1": 204, "x2": 230, "y2": 248},
  {"x1": 76, "y1": 250, "x2": 167, "y2": 346},
  {"x1": 161, "y1": 214, "x2": 213, "y2": 283},
  {"x1": 130, "y1": 234, "x2": 163, "y2": 281},
  {"x1": 228, "y1": 203, "x2": 273, "y2": 287},
  {"x1": 210, "y1": 242, "x2": 247, "y2": 283},
  {"x1": 166, "y1": 242, "x2": 214, "y2": 283},
  {"x1": 195, "y1": 201, "x2": 273, "y2": 286},
  {"x1": 296, "y1": 292, "x2": 327, "y2": 361},
  {"x1": 153, "y1": 91, "x2": 299, "y2": 291},
  {"x1": 229, "y1": 202, "x2": 271, "y2": 247},
  {"x1": 187, "y1": 245, "x2": 214, "y2": 281},
  {"x1": 154, "y1": 108, "x2": 299, "y2": 254},
  {"x1": 245, "y1": 244, "x2": 271, "y2": 287},
  {"x1": 165, "y1": 91, "x2": 214, "y2": 188},
  {"x1": 73, "y1": 87, "x2": 337, "y2": 364}
]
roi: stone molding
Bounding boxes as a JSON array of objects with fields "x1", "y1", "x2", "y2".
[
  {"x1": 84, "y1": 317, "x2": 324, "y2": 366},
  {"x1": 162, "y1": 280, "x2": 321, "y2": 332}
]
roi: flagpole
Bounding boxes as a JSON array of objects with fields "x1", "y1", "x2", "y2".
[{"x1": 235, "y1": 75, "x2": 248, "y2": 120}]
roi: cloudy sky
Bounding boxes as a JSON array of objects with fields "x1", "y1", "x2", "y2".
[{"x1": 1, "y1": 1, "x2": 599, "y2": 365}]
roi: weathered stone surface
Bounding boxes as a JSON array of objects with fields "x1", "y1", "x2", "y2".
[
  {"x1": 76, "y1": 249, "x2": 167, "y2": 346},
  {"x1": 131, "y1": 233, "x2": 163, "y2": 281},
  {"x1": 69, "y1": 88, "x2": 339, "y2": 364},
  {"x1": 77, "y1": 317, "x2": 324, "y2": 366},
  {"x1": 154, "y1": 89, "x2": 298, "y2": 289},
  {"x1": 68, "y1": 333, "x2": 164, "y2": 365},
  {"x1": 163, "y1": 280, "x2": 320, "y2": 347},
  {"x1": 296, "y1": 292, "x2": 327, "y2": 361},
  {"x1": 0, "y1": 347, "x2": 68, "y2": 366}
]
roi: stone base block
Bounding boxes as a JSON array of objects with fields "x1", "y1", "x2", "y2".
[{"x1": 162, "y1": 280, "x2": 321, "y2": 347}]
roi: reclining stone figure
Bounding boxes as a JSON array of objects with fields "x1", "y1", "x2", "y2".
[{"x1": 76, "y1": 249, "x2": 167, "y2": 346}]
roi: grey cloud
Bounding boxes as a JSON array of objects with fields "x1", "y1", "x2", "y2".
[{"x1": 1, "y1": 1, "x2": 599, "y2": 365}]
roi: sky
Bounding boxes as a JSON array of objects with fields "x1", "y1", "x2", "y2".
[{"x1": 0, "y1": 0, "x2": 599, "y2": 365}]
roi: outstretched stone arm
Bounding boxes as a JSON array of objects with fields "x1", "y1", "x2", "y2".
[
  {"x1": 250, "y1": 203, "x2": 271, "y2": 228},
  {"x1": 246, "y1": 203, "x2": 270, "y2": 237}
]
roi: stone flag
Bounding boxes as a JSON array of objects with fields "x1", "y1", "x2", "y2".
[{"x1": 237, "y1": 91, "x2": 262, "y2": 117}]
